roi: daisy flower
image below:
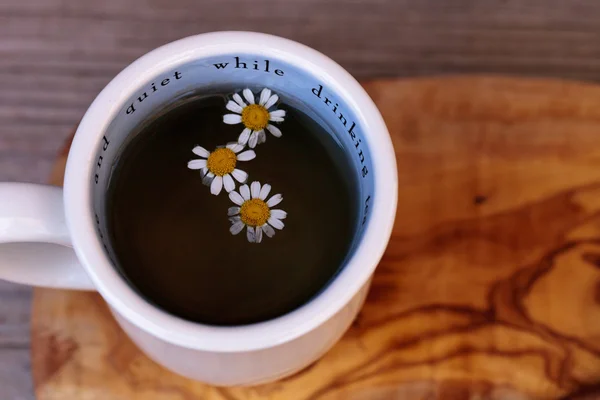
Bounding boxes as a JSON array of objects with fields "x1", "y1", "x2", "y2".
[
  {"x1": 228, "y1": 181, "x2": 286, "y2": 243},
  {"x1": 187, "y1": 143, "x2": 255, "y2": 196},
  {"x1": 223, "y1": 88, "x2": 286, "y2": 148}
]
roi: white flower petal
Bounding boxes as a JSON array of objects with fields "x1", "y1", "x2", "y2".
[
  {"x1": 266, "y1": 194, "x2": 283, "y2": 207},
  {"x1": 233, "y1": 93, "x2": 246, "y2": 108},
  {"x1": 259, "y1": 88, "x2": 271, "y2": 106},
  {"x1": 270, "y1": 109, "x2": 286, "y2": 118},
  {"x1": 247, "y1": 226, "x2": 256, "y2": 243},
  {"x1": 226, "y1": 142, "x2": 245, "y2": 153},
  {"x1": 226, "y1": 100, "x2": 244, "y2": 114},
  {"x1": 223, "y1": 174, "x2": 236, "y2": 192},
  {"x1": 229, "y1": 190, "x2": 244, "y2": 205},
  {"x1": 223, "y1": 114, "x2": 242, "y2": 124},
  {"x1": 231, "y1": 169, "x2": 248, "y2": 183},
  {"x1": 187, "y1": 159, "x2": 207, "y2": 169},
  {"x1": 229, "y1": 216, "x2": 241, "y2": 223},
  {"x1": 251, "y1": 181, "x2": 261, "y2": 198},
  {"x1": 230, "y1": 221, "x2": 245, "y2": 235},
  {"x1": 210, "y1": 176, "x2": 223, "y2": 195},
  {"x1": 268, "y1": 217, "x2": 285, "y2": 230},
  {"x1": 259, "y1": 184, "x2": 271, "y2": 200},
  {"x1": 262, "y1": 224, "x2": 275, "y2": 238},
  {"x1": 255, "y1": 226, "x2": 263, "y2": 243},
  {"x1": 228, "y1": 206, "x2": 240, "y2": 216},
  {"x1": 192, "y1": 146, "x2": 210, "y2": 157},
  {"x1": 238, "y1": 128, "x2": 251, "y2": 145},
  {"x1": 264, "y1": 94, "x2": 279, "y2": 109},
  {"x1": 269, "y1": 116, "x2": 284, "y2": 122},
  {"x1": 236, "y1": 150, "x2": 256, "y2": 161},
  {"x1": 248, "y1": 131, "x2": 258, "y2": 148},
  {"x1": 257, "y1": 130, "x2": 266, "y2": 144},
  {"x1": 240, "y1": 184, "x2": 251, "y2": 200},
  {"x1": 270, "y1": 209, "x2": 287, "y2": 219},
  {"x1": 266, "y1": 124, "x2": 282, "y2": 138},
  {"x1": 243, "y1": 88, "x2": 255, "y2": 104}
]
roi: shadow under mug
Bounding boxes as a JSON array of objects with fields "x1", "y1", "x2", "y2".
[{"x1": 0, "y1": 32, "x2": 397, "y2": 385}]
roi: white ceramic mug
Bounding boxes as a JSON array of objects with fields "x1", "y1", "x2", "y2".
[{"x1": 0, "y1": 32, "x2": 397, "y2": 385}]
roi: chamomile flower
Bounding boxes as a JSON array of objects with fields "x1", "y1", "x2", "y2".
[
  {"x1": 228, "y1": 181, "x2": 286, "y2": 243},
  {"x1": 187, "y1": 143, "x2": 255, "y2": 196},
  {"x1": 223, "y1": 88, "x2": 286, "y2": 148}
]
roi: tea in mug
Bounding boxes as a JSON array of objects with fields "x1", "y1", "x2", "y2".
[{"x1": 105, "y1": 89, "x2": 357, "y2": 325}]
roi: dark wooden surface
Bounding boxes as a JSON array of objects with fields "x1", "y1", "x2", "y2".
[
  {"x1": 4, "y1": 1, "x2": 600, "y2": 398},
  {"x1": 5, "y1": 0, "x2": 600, "y2": 182}
]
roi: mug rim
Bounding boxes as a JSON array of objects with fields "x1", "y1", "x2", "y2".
[{"x1": 64, "y1": 31, "x2": 397, "y2": 352}]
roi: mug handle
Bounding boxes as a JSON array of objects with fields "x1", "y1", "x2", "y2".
[{"x1": 0, "y1": 182, "x2": 95, "y2": 290}]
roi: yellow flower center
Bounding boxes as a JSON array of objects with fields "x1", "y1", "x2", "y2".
[
  {"x1": 206, "y1": 148, "x2": 236, "y2": 176},
  {"x1": 240, "y1": 198, "x2": 271, "y2": 227},
  {"x1": 241, "y1": 104, "x2": 269, "y2": 131}
]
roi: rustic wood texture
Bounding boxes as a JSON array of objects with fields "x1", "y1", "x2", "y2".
[
  {"x1": 0, "y1": 348, "x2": 33, "y2": 400},
  {"x1": 30, "y1": 76, "x2": 600, "y2": 399},
  {"x1": 0, "y1": 280, "x2": 34, "y2": 400},
  {"x1": 3, "y1": 0, "x2": 600, "y2": 184}
]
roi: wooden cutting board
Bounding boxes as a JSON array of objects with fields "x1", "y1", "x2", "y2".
[{"x1": 32, "y1": 77, "x2": 600, "y2": 400}]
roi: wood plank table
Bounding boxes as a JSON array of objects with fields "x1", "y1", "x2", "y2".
[
  {"x1": 30, "y1": 77, "x2": 600, "y2": 399},
  {"x1": 6, "y1": 2, "x2": 600, "y2": 396},
  {"x1": 4, "y1": 2, "x2": 600, "y2": 398}
]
